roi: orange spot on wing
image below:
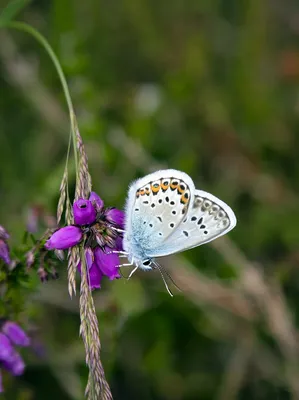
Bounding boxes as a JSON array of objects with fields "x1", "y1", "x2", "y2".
[
  {"x1": 161, "y1": 181, "x2": 170, "y2": 191},
  {"x1": 170, "y1": 181, "x2": 178, "y2": 190},
  {"x1": 151, "y1": 183, "x2": 161, "y2": 193},
  {"x1": 178, "y1": 183, "x2": 186, "y2": 194},
  {"x1": 180, "y1": 194, "x2": 189, "y2": 204}
]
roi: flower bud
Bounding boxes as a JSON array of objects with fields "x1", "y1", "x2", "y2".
[
  {"x1": 73, "y1": 199, "x2": 96, "y2": 225},
  {"x1": 45, "y1": 226, "x2": 82, "y2": 250}
]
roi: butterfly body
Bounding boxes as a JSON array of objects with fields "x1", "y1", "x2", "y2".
[{"x1": 123, "y1": 169, "x2": 236, "y2": 272}]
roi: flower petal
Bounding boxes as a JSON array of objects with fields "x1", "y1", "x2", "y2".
[
  {"x1": 45, "y1": 226, "x2": 82, "y2": 250},
  {"x1": 115, "y1": 237, "x2": 124, "y2": 251},
  {"x1": 89, "y1": 192, "x2": 104, "y2": 211},
  {"x1": 95, "y1": 247, "x2": 121, "y2": 280},
  {"x1": 73, "y1": 199, "x2": 96, "y2": 225},
  {"x1": 0, "y1": 226, "x2": 9, "y2": 241},
  {"x1": 3, "y1": 352, "x2": 25, "y2": 376},
  {"x1": 0, "y1": 240, "x2": 11, "y2": 265},
  {"x1": 106, "y1": 208, "x2": 124, "y2": 228},
  {"x1": 84, "y1": 247, "x2": 94, "y2": 269},
  {"x1": 88, "y1": 263, "x2": 103, "y2": 290},
  {"x1": 77, "y1": 249, "x2": 103, "y2": 290},
  {"x1": 0, "y1": 333, "x2": 14, "y2": 362},
  {"x1": 2, "y1": 322, "x2": 30, "y2": 347}
]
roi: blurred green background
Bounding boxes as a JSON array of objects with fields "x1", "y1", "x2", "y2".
[{"x1": 1, "y1": 0, "x2": 299, "y2": 399}]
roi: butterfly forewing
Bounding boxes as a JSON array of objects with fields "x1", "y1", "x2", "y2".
[
  {"x1": 146, "y1": 189, "x2": 236, "y2": 258},
  {"x1": 124, "y1": 170, "x2": 195, "y2": 253}
]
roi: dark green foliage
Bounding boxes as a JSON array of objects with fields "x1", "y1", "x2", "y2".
[{"x1": 1, "y1": 0, "x2": 299, "y2": 399}]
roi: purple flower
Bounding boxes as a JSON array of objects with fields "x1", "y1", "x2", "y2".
[
  {"x1": 95, "y1": 247, "x2": 121, "y2": 280},
  {"x1": 0, "y1": 226, "x2": 9, "y2": 241},
  {"x1": 2, "y1": 352, "x2": 25, "y2": 376},
  {"x1": 45, "y1": 226, "x2": 83, "y2": 250},
  {"x1": 46, "y1": 191, "x2": 124, "y2": 290},
  {"x1": 73, "y1": 199, "x2": 96, "y2": 226},
  {"x1": 78, "y1": 248, "x2": 103, "y2": 290},
  {"x1": 0, "y1": 322, "x2": 30, "y2": 392},
  {"x1": 106, "y1": 208, "x2": 124, "y2": 229},
  {"x1": 78, "y1": 246, "x2": 121, "y2": 290},
  {"x1": 0, "y1": 240, "x2": 11, "y2": 265},
  {"x1": 89, "y1": 192, "x2": 104, "y2": 211},
  {"x1": 0, "y1": 333, "x2": 14, "y2": 362},
  {"x1": 0, "y1": 226, "x2": 11, "y2": 265},
  {"x1": 2, "y1": 322, "x2": 30, "y2": 347}
]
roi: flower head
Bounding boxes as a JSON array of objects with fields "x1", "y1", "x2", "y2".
[
  {"x1": 0, "y1": 321, "x2": 30, "y2": 392},
  {"x1": 45, "y1": 192, "x2": 124, "y2": 290}
]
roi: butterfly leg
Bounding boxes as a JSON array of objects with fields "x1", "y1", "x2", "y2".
[
  {"x1": 127, "y1": 265, "x2": 139, "y2": 280},
  {"x1": 116, "y1": 263, "x2": 132, "y2": 268},
  {"x1": 110, "y1": 227, "x2": 126, "y2": 234}
]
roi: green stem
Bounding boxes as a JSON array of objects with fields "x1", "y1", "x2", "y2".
[{"x1": 3, "y1": 21, "x2": 79, "y2": 178}]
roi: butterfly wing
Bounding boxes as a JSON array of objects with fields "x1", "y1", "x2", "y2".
[
  {"x1": 146, "y1": 189, "x2": 236, "y2": 258},
  {"x1": 123, "y1": 169, "x2": 195, "y2": 259}
]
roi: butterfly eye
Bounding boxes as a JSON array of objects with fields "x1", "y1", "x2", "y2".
[{"x1": 142, "y1": 259, "x2": 151, "y2": 266}]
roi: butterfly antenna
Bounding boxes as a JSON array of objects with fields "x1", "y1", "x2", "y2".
[
  {"x1": 160, "y1": 264, "x2": 182, "y2": 293},
  {"x1": 152, "y1": 261, "x2": 174, "y2": 297}
]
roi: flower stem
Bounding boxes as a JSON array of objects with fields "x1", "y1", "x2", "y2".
[{"x1": 2, "y1": 21, "x2": 79, "y2": 179}]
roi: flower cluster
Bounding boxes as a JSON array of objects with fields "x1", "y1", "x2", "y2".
[
  {"x1": 45, "y1": 192, "x2": 124, "y2": 289},
  {"x1": 0, "y1": 321, "x2": 30, "y2": 392},
  {"x1": 0, "y1": 226, "x2": 11, "y2": 266}
]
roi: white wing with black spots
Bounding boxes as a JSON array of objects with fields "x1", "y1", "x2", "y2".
[{"x1": 146, "y1": 189, "x2": 236, "y2": 258}]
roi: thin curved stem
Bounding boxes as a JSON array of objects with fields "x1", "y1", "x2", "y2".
[{"x1": 3, "y1": 21, "x2": 78, "y2": 178}]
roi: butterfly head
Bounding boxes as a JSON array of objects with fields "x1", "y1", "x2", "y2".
[{"x1": 141, "y1": 258, "x2": 153, "y2": 270}]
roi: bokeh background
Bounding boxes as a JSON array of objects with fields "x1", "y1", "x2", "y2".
[{"x1": 1, "y1": 0, "x2": 299, "y2": 399}]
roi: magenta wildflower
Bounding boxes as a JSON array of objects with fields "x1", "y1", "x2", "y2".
[
  {"x1": 0, "y1": 226, "x2": 11, "y2": 265},
  {"x1": 2, "y1": 322, "x2": 30, "y2": 347},
  {"x1": 89, "y1": 191, "x2": 104, "y2": 211},
  {"x1": 73, "y1": 199, "x2": 96, "y2": 225},
  {"x1": 45, "y1": 226, "x2": 83, "y2": 250},
  {"x1": 78, "y1": 248, "x2": 103, "y2": 289},
  {"x1": 106, "y1": 208, "x2": 124, "y2": 229},
  {"x1": 94, "y1": 247, "x2": 121, "y2": 280},
  {"x1": 0, "y1": 322, "x2": 30, "y2": 393},
  {"x1": 45, "y1": 192, "x2": 124, "y2": 290}
]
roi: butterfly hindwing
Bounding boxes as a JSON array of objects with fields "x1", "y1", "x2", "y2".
[{"x1": 146, "y1": 189, "x2": 236, "y2": 258}]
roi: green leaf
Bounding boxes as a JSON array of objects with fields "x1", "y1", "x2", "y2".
[{"x1": 0, "y1": 0, "x2": 31, "y2": 25}]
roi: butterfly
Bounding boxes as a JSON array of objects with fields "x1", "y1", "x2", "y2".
[{"x1": 116, "y1": 169, "x2": 236, "y2": 295}]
